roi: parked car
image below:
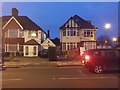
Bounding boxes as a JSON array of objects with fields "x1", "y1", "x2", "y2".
[
  {"x1": 81, "y1": 49, "x2": 120, "y2": 74},
  {"x1": 39, "y1": 49, "x2": 48, "y2": 58}
]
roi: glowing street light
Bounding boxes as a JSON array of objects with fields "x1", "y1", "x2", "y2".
[
  {"x1": 104, "y1": 23, "x2": 111, "y2": 47},
  {"x1": 112, "y1": 37, "x2": 117, "y2": 42},
  {"x1": 105, "y1": 23, "x2": 111, "y2": 30}
]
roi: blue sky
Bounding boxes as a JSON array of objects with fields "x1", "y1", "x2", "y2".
[{"x1": 2, "y1": 2, "x2": 118, "y2": 39}]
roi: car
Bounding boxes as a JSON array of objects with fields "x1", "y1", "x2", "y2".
[
  {"x1": 81, "y1": 49, "x2": 120, "y2": 74},
  {"x1": 39, "y1": 49, "x2": 48, "y2": 58}
]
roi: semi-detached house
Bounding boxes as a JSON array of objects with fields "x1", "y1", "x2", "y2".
[{"x1": 1, "y1": 8, "x2": 48, "y2": 57}]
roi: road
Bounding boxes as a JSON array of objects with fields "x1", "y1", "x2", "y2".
[{"x1": 2, "y1": 65, "x2": 119, "y2": 88}]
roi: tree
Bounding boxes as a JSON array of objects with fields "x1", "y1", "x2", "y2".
[{"x1": 97, "y1": 35, "x2": 113, "y2": 46}]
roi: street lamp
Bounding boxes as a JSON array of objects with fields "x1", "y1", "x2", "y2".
[
  {"x1": 112, "y1": 37, "x2": 117, "y2": 42},
  {"x1": 104, "y1": 23, "x2": 111, "y2": 47},
  {"x1": 112, "y1": 37, "x2": 117, "y2": 46},
  {"x1": 105, "y1": 23, "x2": 111, "y2": 30}
]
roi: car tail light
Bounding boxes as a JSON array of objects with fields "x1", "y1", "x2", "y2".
[{"x1": 85, "y1": 55, "x2": 90, "y2": 62}]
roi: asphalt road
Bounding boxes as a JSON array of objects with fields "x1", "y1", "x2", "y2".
[{"x1": 2, "y1": 65, "x2": 120, "y2": 88}]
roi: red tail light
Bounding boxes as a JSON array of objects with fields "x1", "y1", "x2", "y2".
[{"x1": 85, "y1": 55, "x2": 90, "y2": 62}]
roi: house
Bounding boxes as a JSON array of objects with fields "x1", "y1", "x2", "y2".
[
  {"x1": 60, "y1": 15, "x2": 97, "y2": 53},
  {"x1": 41, "y1": 38, "x2": 56, "y2": 50},
  {"x1": 1, "y1": 8, "x2": 47, "y2": 57},
  {"x1": 51, "y1": 37, "x2": 60, "y2": 47}
]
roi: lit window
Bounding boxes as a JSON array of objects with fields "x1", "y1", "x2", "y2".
[{"x1": 28, "y1": 31, "x2": 38, "y2": 38}]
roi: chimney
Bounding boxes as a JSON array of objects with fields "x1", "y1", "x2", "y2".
[
  {"x1": 12, "y1": 8, "x2": 18, "y2": 16},
  {"x1": 47, "y1": 30, "x2": 50, "y2": 38}
]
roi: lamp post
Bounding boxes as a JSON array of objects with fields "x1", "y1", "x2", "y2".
[{"x1": 104, "y1": 23, "x2": 111, "y2": 47}]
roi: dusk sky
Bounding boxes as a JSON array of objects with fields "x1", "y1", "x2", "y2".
[{"x1": 2, "y1": 2, "x2": 118, "y2": 39}]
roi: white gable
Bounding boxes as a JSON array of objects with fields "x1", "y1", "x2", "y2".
[
  {"x1": 3, "y1": 16, "x2": 23, "y2": 30},
  {"x1": 41, "y1": 38, "x2": 56, "y2": 49},
  {"x1": 65, "y1": 18, "x2": 78, "y2": 28}
]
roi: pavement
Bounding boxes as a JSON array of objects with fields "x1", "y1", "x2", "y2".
[{"x1": 2, "y1": 57, "x2": 82, "y2": 68}]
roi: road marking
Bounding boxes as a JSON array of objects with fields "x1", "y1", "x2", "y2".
[
  {"x1": 52, "y1": 77, "x2": 118, "y2": 80},
  {"x1": 2, "y1": 79, "x2": 22, "y2": 81}
]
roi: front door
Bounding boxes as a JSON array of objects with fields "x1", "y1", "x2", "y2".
[{"x1": 24, "y1": 45, "x2": 38, "y2": 57}]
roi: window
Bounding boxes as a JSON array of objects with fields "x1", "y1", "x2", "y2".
[
  {"x1": 77, "y1": 42, "x2": 79, "y2": 48},
  {"x1": 84, "y1": 42, "x2": 96, "y2": 50},
  {"x1": 63, "y1": 30, "x2": 66, "y2": 36},
  {"x1": 5, "y1": 30, "x2": 8, "y2": 37},
  {"x1": 87, "y1": 31, "x2": 90, "y2": 37},
  {"x1": 70, "y1": 29, "x2": 76, "y2": 36},
  {"x1": 66, "y1": 29, "x2": 77, "y2": 36},
  {"x1": 9, "y1": 29, "x2": 18, "y2": 38},
  {"x1": 19, "y1": 31, "x2": 24, "y2": 37},
  {"x1": 33, "y1": 46, "x2": 37, "y2": 55},
  {"x1": 91, "y1": 31, "x2": 93, "y2": 37},
  {"x1": 25, "y1": 47, "x2": 28, "y2": 55},
  {"x1": 28, "y1": 31, "x2": 38, "y2": 38},
  {"x1": 63, "y1": 43, "x2": 66, "y2": 51},
  {"x1": 9, "y1": 44, "x2": 17, "y2": 52},
  {"x1": 67, "y1": 43, "x2": 70, "y2": 50},
  {"x1": 67, "y1": 29, "x2": 70, "y2": 36},
  {"x1": 70, "y1": 42, "x2": 73, "y2": 50},
  {"x1": 19, "y1": 45, "x2": 23, "y2": 52},
  {"x1": 73, "y1": 43, "x2": 76, "y2": 49},
  {"x1": 84, "y1": 30, "x2": 94, "y2": 37},
  {"x1": 77, "y1": 30, "x2": 79, "y2": 36}
]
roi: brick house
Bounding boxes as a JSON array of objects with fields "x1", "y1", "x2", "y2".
[
  {"x1": 60, "y1": 15, "x2": 97, "y2": 53},
  {"x1": 1, "y1": 8, "x2": 48, "y2": 57}
]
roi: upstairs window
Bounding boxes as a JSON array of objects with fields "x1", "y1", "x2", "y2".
[
  {"x1": 67, "y1": 29, "x2": 70, "y2": 36},
  {"x1": 70, "y1": 29, "x2": 76, "y2": 36},
  {"x1": 77, "y1": 30, "x2": 79, "y2": 36},
  {"x1": 9, "y1": 29, "x2": 18, "y2": 38},
  {"x1": 67, "y1": 29, "x2": 77, "y2": 36},
  {"x1": 63, "y1": 30, "x2": 66, "y2": 36},
  {"x1": 28, "y1": 31, "x2": 38, "y2": 38},
  {"x1": 84, "y1": 30, "x2": 94, "y2": 37},
  {"x1": 19, "y1": 31, "x2": 24, "y2": 37}
]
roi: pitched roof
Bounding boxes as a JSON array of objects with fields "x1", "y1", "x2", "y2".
[
  {"x1": 60, "y1": 15, "x2": 97, "y2": 29},
  {"x1": 51, "y1": 37, "x2": 60, "y2": 46},
  {"x1": 41, "y1": 38, "x2": 56, "y2": 47},
  {"x1": 1, "y1": 16, "x2": 43, "y2": 30},
  {"x1": 24, "y1": 39, "x2": 40, "y2": 45}
]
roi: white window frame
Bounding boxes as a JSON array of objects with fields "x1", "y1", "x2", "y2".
[
  {"x1": 8, "y1": 29, "x2": 19, "y2": 38},
  {"x1": 62, "y1": 43, "x2": 66, "y2": 51},
  {"x1": 84, "y1": 30, "x2": 94, "y2": 37},
  {"x1": 28, "y1": 31, "x2": 38, "y2": 38}
]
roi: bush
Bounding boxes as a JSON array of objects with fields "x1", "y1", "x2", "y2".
[
  {"x1": 48, "y1": 47, "x2": 57, "y2": 61},
  {"x1": 66, "y1": 49, "x2": 80, "y2": 60}
]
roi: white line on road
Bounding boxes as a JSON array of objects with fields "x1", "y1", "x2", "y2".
[
  {"x1": 52, "y1": 76, "x2": 118, "y2": 80},
  {"x1": 2, "y1": 79, "x2": 22, "y2": 81}
]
